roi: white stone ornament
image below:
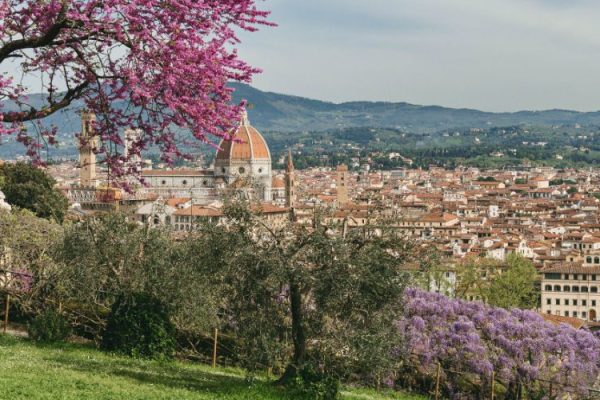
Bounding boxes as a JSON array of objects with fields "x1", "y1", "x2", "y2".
[{"x1": 0, "y1": 190, "x2": 11, "y2": 211}]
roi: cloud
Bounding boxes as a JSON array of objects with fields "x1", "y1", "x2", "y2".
[{"x1": 239, "y1": 0, "x2": 600, "y2": 111}]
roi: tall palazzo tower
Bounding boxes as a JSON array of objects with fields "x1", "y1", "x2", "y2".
[
  {"x1": 79, "y1": 111, "x2": 98, "y2": 187},
  {"x1": 336, "y1": 164, "x2": 349, "y2": 205},
  {"x1": 285, "y1": 150, "x2": 295, "y2": 208}
]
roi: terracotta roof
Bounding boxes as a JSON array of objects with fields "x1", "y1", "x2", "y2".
[
  {"x1": 251, "y1": 203, "x2": 289, "y2": 214},
  {"x1": 541, "y1": 262, "x2": 600, "y2": 274},
  {"x1": 216, "y1": 114, "x2": 270, "y2": 161},
  {"x1": 272, "y1": 177, "x2": 285, "y2": 189},
  {"x1": 166, "y1": 197, "x2": 191, "y2": 207},
  {"x1": 174, "y1": 206, "x2": 222, "y2": 217},
  {"x1": 541, "y1": 313, "x2": 586, "y2": 329},
  {"x1": 420, "y1": 213, "x2": 459, "y2": 223}
]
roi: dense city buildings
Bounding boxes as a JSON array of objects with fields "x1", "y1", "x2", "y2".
[{"x1": 29, "y1": 113, "x2": 600, "y2": 322}]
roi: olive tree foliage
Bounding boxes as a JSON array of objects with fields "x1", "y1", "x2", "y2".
[
  {"x1": 185, "y1": 201, "x2": 417, "y2": 385},
  {"x1": 485, "y1": 254, "x2": 539, "y2": 310},
  {"x1": 56, "y1": 213, "x2": 219, "y2": 341},
  {"x1": 0, "y1": 208, "x2": 63, "y2": 313},
  {"x1": 455, "y1": 254, "x2": 538, "y2": 309}
]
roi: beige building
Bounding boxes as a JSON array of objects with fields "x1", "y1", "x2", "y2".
[{"x1": 541, "y1": 256, "x2": 600, "y2": 321}]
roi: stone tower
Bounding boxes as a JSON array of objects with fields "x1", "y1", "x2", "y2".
[
  {"x1": 336, "y1": 164, "x2": 349, "y2": 205},
  {"x1": 285, "y1": 150, "x2": 295, "y2": 208},
  {"x1": 124, "y1": 128, "x2": 142, "y2": 171},
  {"x1": 79, "y1": 111, "x2": 97, "y2": 187}
]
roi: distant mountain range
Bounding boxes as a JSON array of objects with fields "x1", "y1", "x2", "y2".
[
  {"x1": 2, "y1": 83, "x2": 600, "y2": 158},
  {"x1": 229, "y1": 83, "x2": 600, "y2": 133}
]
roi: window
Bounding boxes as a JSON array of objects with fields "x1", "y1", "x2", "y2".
[
  {"x1": 221, "y1": 167, "x2": 226, "y2": 173},
  {"x1": 583, "y1": 311, "x2": 587, "y2": 319},
  {"x1": 593, "y1": 275, "x2": 597, "y2": 281},
  {"x1": 563, "y1": 285, "x2": 571, "y2": 292},
  {"x1": 587, "y1": 257, "x2": 593, "y2": 264},
  {"x1": 573, "y1": 311, "x2": 578, "y2": 318},
  {"x1": 573, "y1": 300, "x2": 578, "y2": 306},
  {"x1": 554, "y1": 285, "x2": 561, "y2": 292},
  {"x1": 544, "y1": 285, "x2": 552, "y2": 291},
  {"x1": 544, "y1": 273, "x2": 561, "y2": 280},
  {"x1": 555, "y1": 299, "x2": 560, "y2": 305},
  {"x1": 582, "y1": 286, "x2": 589, "y2": 293},
  {"x1": 258, "y1": 168, "x2": 263, "y2": 173},
  {"x1": 161, "y1": 180, "x2": 166, "y2": 185},
  {"x1": 583, "y1": 300, "x2": 587, "y2": 306},
  {"x1": 565, "y1": 299, "x2": 569, "y2": 306},
  {"x1": 564, "y1": 274, "x2": 569, "y2": 280},
  {"x1": 572, "y1": 286, "x2": 580, "y2": 292},
  {"x1": 564, "y1": 311, "x2": 569, "y2": 317},
  {"x1": 592, "y1": 287, "x2": 598, "y2": 293},
  {"x1": 593, "y1": 300, "x2": 597, "y2": 307},
  {"x1": 546, "y1": 298, "x2": 551, "y2": 305},
  {"x1": 238, "y1": 167, "x2": 245, "y2": 174},
  {"x1": 182, "y1": 180, "x2": 187, "y2": 185}
]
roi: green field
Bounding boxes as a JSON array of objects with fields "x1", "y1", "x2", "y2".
[{"x1": 0, "y1": 335, "x2": 423, "y2": 400}]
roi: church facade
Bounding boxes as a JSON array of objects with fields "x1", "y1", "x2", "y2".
[{"x1": 140, "y1": 110, "x2": 276, "y2": 203}]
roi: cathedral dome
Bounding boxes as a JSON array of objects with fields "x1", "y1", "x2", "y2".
[
  {"x1": 215, "y1": 110, "x2": 270, "y2": 162},
  {"x1": 272, "y1": 176, "x2": 285, "y2": 189}
]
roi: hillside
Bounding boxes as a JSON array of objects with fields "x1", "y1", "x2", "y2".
[
  {"x1": 2, "y1": 83, "x2": 600, "y2": 160},
  {"x1": 0, "y1": 335, "x2": 422, "y2": 400},
  {"x1": 228, "y1": 83, "x2": 600, "y2": 132}
]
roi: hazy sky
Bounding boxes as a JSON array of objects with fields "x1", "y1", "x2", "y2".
[{"x1": 237, "y1": 0, "x2": 600, "y2": 112}]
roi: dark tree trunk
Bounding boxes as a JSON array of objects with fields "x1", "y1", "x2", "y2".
[{"x1": 277, "y1": 279, "x2": 306, "y2": 385}]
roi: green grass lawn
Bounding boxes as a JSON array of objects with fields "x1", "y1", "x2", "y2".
[{"x1": 0, "y1": 334, "x2": 423, "y2": 400}]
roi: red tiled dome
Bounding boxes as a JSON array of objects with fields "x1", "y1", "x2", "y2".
[{"x1": 216, "y1": 111, "x2": 270, "y2": 161}]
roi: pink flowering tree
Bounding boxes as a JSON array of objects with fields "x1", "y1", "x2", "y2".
[{"x1": 0, "y1": 0, "x2": 271, "y2": 179}]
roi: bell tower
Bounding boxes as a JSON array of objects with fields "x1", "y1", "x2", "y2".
[
  {"x1": 79, "y1": 111, "x2": 97, "y2": 187},
  {"x1": 336, "y1": 164, "x2": 349, "y2": 206},
  {"x1": 285, "y1": 150, "x2": 295, "y2": 208}
]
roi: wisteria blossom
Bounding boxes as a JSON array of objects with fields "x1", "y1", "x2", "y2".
[
  {"x1": 397, "y1": 288, "x2": 600, "y2": 399},
  {"x1": 0, "y1": 0, "x2": 272, "y2": 179}
]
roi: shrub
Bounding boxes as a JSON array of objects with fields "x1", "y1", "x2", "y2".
[
  {"x1": 290, "y1": 364, "x2": 339, "y2": 400},
  {"x1": 27, "y1": 309, "x2": 71, "y2": 342},
  {"x1": 101, "y1": 292, "x2": 176, "y2": 359}
]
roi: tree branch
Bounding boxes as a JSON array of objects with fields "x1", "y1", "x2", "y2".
[
  {"x1": 1, "y1": 81, "x2": 89, "y2": 123},
  {"x1": 0, "y1": 3, "x2": 70, "y2": 63}
]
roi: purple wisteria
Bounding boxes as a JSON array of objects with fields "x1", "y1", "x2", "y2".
[{"x1": 397, "y1": 288, "x2": 600, "y2": 399}]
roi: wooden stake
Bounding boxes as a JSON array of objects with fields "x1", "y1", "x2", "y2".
[
  {"x1": 434, "y1": 362, "x2": 441, "y2": 400},
  {"x1": 212, "y1": 328, "x2": 218, "y2": 368},
  {"x1": 3, "y1": 294, "x2": 9, "y2": 334},
  {"x1": 491, "y1": 370, "x2": 495, "y2": 400}
]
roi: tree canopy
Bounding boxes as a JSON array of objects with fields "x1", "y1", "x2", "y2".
[
  {"x1": 0, "y1": 162, "x2": 68, "y2": 222},
  {"x1": 0, "y1": 0, "x2": 272, "y2": 178}
]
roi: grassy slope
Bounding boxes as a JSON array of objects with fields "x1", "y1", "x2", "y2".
[{"x1": 0, "y1": 335, "x2": 423, "y2": 400}]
